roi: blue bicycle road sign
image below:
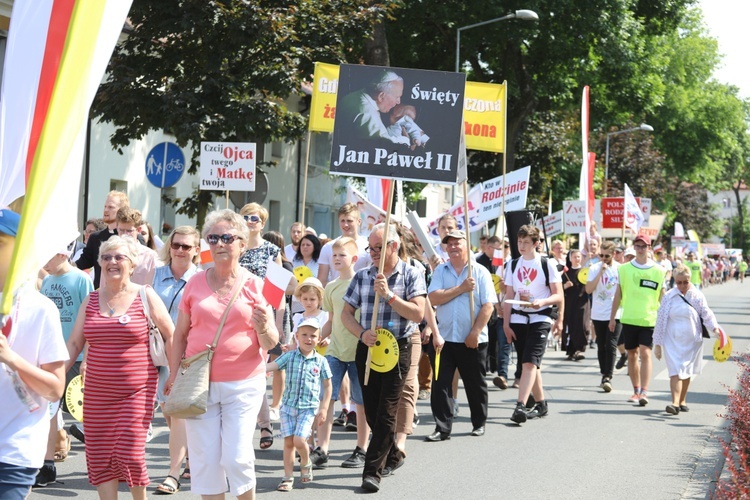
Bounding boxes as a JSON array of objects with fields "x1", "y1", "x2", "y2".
[{"x1": 145, "y1": 142, "x2": 185, "y2": 188}]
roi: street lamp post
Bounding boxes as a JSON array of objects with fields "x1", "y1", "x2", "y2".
[
  {"x1": 603, "y1": 123, "x2": 654, "y2": 197},
  {"x1": 455, "y1": 10, "x2": 539, "y2": 73}
]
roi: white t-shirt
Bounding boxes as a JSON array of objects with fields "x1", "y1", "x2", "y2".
[
  {"x1": 504, "y1": 254, "x2": 561, "y2": 324},
  {"x1": 284, "y1": 243, "x2": 296, "y2": 262},
  {"x1": 318, "y1": 235, "x2": 371, "y2": 282},
  {"x1": 0, "y1": 284, "x2": 69, "y2": 468},
  {"x1": 587, "y1": 261, "x2": 620, "y2": 321}
]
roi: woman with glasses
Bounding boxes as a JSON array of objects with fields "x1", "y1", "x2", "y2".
[
  {"x1": 238, "y1": 203, "x2": 282, "y2": 279},
  {"x1": 66, "y1": 236, "x2": 174, "y2": 499},
  {"x1": 165, "y1": 209, "x2": 278, "y2": 498},
  {"x1": 654, "y1": 265, "x2": 721, "y2": 415},
  {"x1": 152, "y1": 227, "x2": 201, "y2": 494}
]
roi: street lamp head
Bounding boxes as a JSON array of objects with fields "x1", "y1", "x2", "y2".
[
  {"x1": 639, "y1": 123, "x2": 654, "y2": 132},
  {"x1": 514, "y1": 9, "x2": 539, "y2": 21}
]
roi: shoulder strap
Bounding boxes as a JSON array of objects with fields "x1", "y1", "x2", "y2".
[
  {"x1": 541, "y1": 256, "x2": 550, "y2": 288},
  {"x1": 511, "y1": 257, "x2": 519, "y2": 273},
  {"x1": 210, "y1": 268, "x2": 248, "y2": 350},
  {"x1": 139, "y1": 286, "x2": 155, "y2": 327}
]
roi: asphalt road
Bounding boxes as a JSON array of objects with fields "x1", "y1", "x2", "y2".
[{"x1": 30, "y1": 279, "x2": 749, "y2": 499}]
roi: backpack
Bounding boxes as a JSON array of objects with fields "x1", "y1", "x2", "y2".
[{"x1": 508, "y1": 255, "x2": 558, "y2": 320}]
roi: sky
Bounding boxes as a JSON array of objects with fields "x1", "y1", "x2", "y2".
[{"x1": 697, "y1": 0, "x2": 750, "y2": 99}]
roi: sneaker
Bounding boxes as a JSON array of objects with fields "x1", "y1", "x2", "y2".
[
  {"x1": 310, "y1": 446, "x2": 329, "y2": 468},
  {"x1": 413, "y1": 411, "x2": 420, "y2": 427},
  {"x1": 527, "y1": 401, "x2": 549, "y2": 419},
  {"x1": 602, "y1": 379, "x2": 613, "y2": 393},
  {"x1": 492, "y1": 376, "x2": 508, "y2": 390},
  {"x1": 333, "y1": 409, "x2": 348, "y2": 427},
  {"x1": 453, "y1": 400, "x2": 459, "y2": 418},
  {"x1": 345, "y1": 411, "x2": 357, "y2": 431},
  {"x1": 381, "y1": 449, "x2": 406, "y2": 477},
  {"x1": 639, "y1": 392, "x2": 649, "y2": 406},
  {"x1": 510, "y1": 403, "x2": 528, "y2": 424},
  {"x1": 341, "y1": 446, "x2": 366, "y2": 468},
  {"x1": 34, "y1": 463, "x2": 56, "y2": 487},
  {"x1": 627, "y1": 393, "x2": 640, "y2": 403},
  {"x1": 69, "y1": 423, "x2": 85, "y2": 443},
  {"x1": 615, "y1": 353, "x2": 628, "y2": 369},
  {"x1": 418, "y1": 389, "x2": 430, "y2": 400}
]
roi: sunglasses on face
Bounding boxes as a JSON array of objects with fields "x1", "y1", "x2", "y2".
[
  {"x1": 243, "y1": 215, "x2": 261, "y2": 223},
  {"x1": 171, "y1": 243, "x2": 194, "y2": 251},
  {"x1": 206, "y1": 233, "x2": 242, "y2": 245},
  {"x1": 100, "y1": 254, "x2": 130, "y2": 263},
  {"x1": 634, "y1": 244, "x2": 648, "y2": 250},
  {"x1": 366, "y1": 245, "x2": 383, "y2": 253},
  {"x1": 599, "y1": 254, "x2": 612, "y2": 258}
]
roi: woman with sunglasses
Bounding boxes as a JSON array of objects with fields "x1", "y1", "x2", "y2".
[
  {"x1": 165, "y1": 210, "x2": 278, "y2": 499},
  {"x1": 152, "y1": 227, "x2": 201, "y2": 494},
  {"x1": 66, "y1": 236, "x2": 174, "y2": 499},
  {"x1": 654, "y1": 265, "x2": 721, "y2": 416},
  {"x1": 238, "y1": 203, "x2": 282, "y2": 280}
]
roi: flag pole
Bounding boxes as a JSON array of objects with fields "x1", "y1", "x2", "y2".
[
  {"x1": 621, "y1": 198, "x2": 627, "y2": 246},
  {"x1": 496, "y1": 81, "x2": 508, "y2": 242},
  {"x1": 300, "y1": 130, "x2": 312, "y2": 224},
  {"x1": 463, "y1": 180, "x2": 475, "y2": 320},
  {"x1": 364, "y1": 179, "x2": 396, "y2": 386}
]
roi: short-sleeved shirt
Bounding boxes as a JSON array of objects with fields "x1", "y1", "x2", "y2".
[
  {"x1": 275, "y1": 349, "x2": 331, "y2": 410},
  {"x1": 40, "y1": 268, "x2": 94, "y2": 349},
  {"x1": 504, "y1": 254, "x2": 562, "y2": 324},
  {"x1": 586, "y1": 261, "x2": 620, "y2": 321},
  {"x1": 318, "y1": 235, "x2": 371, "y2": 282},
  {"x1": 685, "y1": 260, "x2": 702, "y2": 286},
  {"x1": 239, "y1": 240, "x2": 280, "y2": 279},
  {"x1": 343, "y1": 259, "x2": 427, "y2": 339},
  {"x1": 131, "y1": 243, "x2": 160, "y2": 286},
  {"x1": 152, "y1": 264, "x2": 200, "y2": 325},
  {"x1": 0, "y1": 284, "x2": 69, "y2": 468},
  {"x1": 179, "y1": 270, "x2": 268, "y2": 382},
  {"x1": 429, "y1": 260, "x2": 498, "y2": 343},
  {"x1": 323, "y1": 278, "x2": 359, "y2": 361}
]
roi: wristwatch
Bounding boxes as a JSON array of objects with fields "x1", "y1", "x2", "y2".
[{"x1": 386, "y1": 291, "x2": 396, "y2": 304}]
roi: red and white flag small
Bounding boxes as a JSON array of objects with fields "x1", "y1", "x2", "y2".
[
  {"x1": 263, "y1": 261, "x2": 295, "y2": 309},
  {"x1": 492, "y1": 248, "x2": 504, "y2": 268}
]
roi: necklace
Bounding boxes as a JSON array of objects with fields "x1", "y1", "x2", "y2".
[
  {"x1": 101, "y1": 285, "x2": 128, "y2": 317},
  {"x1": 106, "y1": 301, "x2": 116, "y2": 317}
]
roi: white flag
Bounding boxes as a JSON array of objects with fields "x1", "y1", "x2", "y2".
[{"x1": 623, "y1": 184, "x2": 645, "y2": 234}]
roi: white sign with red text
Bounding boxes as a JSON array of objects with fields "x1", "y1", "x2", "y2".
[
  {"x1": 563, "y1": 200, "x2": 587, "y2": 234},
  {"x1": 200, "y1": 141, "x2": 256, "y2": 191},
  {"x1": 474, "y1": 166, "x2": 531, "y2": 224},
  {"x1": 539, "y1": 210, "x2": 563, "y2": 238}
]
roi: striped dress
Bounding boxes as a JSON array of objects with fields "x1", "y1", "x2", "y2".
[{"x1": 82, "y1": 291, "x2": 157, "y2": 487}]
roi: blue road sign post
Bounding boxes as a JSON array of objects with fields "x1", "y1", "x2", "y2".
[{"x1": 145, "y1": 142, "x2": 185, "y2": 188}]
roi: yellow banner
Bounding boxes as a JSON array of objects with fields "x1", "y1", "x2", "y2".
[
  {"x1": 463, "y1": 81, "x2": 506, "y2": 153},
  {"x1": 308, "y1": 62, "x2": 339, "y2": 132}
]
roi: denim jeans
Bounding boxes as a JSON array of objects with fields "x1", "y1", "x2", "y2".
[{"x1": 496, "y1": 318, "x2": 512, "y2": 379}]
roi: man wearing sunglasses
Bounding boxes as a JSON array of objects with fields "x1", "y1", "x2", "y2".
[
  {"x1": 585, "y1": 241, "x2": 620, "y2": 393},
  {"x1": 608, "y1": 235, "x2": 666, "y2": 406}
]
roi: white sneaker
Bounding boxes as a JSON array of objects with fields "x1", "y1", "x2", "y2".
[{"x1": 146, "y1": 423, "x2": 153, "y2": 443}]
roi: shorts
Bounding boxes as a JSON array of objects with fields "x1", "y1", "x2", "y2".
[
  {"x1": 0, "y1": 462, "x2": 37, "y2": 499},
  {"x1": 325, "y1": 355, "x2": 363, "y2": 405},
  {"x1": 280, "y1": 407, "x2": 317, "y2": 439},
  {"x1": 511, "y1": 321, "x2": 550, "y2": 368},
  {"x1": 622, "y1": 324, "x2": 654, "y2": 350}
]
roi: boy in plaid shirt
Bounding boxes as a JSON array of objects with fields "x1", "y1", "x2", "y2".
[{"x1": 267, "y1": 318, "x2": 332, "y2": 491}]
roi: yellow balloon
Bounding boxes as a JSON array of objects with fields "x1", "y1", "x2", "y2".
[
  {"x1": 294, "y1": 266, "x2": 313, "y2": 283},
  {"x1": 492, "y1": 274, "x2": 501, "y2": 294},
  {"x1": 370, "y1": 328, "x2": 399, "y2": 373},
  {"x1": 713, "y1": 335, "x2": 732, "y2": 363},
  {"x1": 65, "y1": 375, "x2": 84, "y2": 422},
  {"x1": 577, "y1": 267, "x2": 590, "y2": 284}
]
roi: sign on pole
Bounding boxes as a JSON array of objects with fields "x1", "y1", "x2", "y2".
[
  {"x1": 199, "y1": 142, "x2": 256, "y2": 191},
  {"x1": 601, "y1": 197, "x2": 642, "y2": 229},
  {"x1": 330, "y1": 64, "x2": 466, "y2": 185},
  {"x1": 474, "y1": 166, "x2": 531, "y2": 224},
  {"x1": 145, "y1": 142, "x2": 185, "y2": 189},
  {"x1": 309, "y1": 62, "x2": 339, "y2": 133},
  {"x1": 539, "y1": 210, "x2": 563, "y2": 238},
  {"x1": 563, "y1": 200, "x2": 587, "y2": 234},
  {"x1": 463, "y1": 81, "x2": 506, "y2": 152}
]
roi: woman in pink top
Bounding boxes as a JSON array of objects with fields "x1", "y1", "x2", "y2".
[{"x1": 165, "y1": 209, "x2": 279, "y2": 499}]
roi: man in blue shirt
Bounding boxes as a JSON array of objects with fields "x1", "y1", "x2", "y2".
[{"x1": 426, "y1": 230, "x2": 496, "y2": 441}]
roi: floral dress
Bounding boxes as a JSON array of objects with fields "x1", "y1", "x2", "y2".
[{"x1": 238, "y1": 239, "x2": 280, "y2": 279}]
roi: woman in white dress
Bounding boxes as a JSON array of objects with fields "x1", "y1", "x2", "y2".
[{"x1": 653, "y1": 265, "x2": 720, "y2": 415}]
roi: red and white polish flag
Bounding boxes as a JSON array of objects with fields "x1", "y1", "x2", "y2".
[
  {"x1": 492, "y1": 249, "x2": 504, "y2": 268},
  {"x1": 263, "y1": 261, "x2": 295, "y2": 309}
]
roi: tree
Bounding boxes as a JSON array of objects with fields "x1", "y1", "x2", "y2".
[{"x1": 92, "y1": 0, "x2": 392, "y2": 225}]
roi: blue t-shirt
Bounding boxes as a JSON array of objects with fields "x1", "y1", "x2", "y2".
[{"x1": 40, "y1": 268, "x2": 94, "y2": 361}]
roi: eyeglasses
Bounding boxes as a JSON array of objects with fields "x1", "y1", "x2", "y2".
[
  {"x1": 171, "y1": 242, "x2": 194, "y2": 251},
  {"x1": 674, "y1": 280, "x2": 690, "y2": 285},
  {"x1": 599, "y1": 254, "x2": 612, "y2": 258},
  {"x1": 100, "y1": 254, "x2": 131, "y2": 263},
  {"x1": 243, "y1": 215, "x2": 261, "y2": 223},
  {"x1": 366, "y1": 245, "x2": 383, "y2": 253},
  {"x1": 117, "y1": 227, "x2": 137, "y2": 235},
  {"x1": 206, "y1": 233, "x2": 242, "y2": 245},
  {"x1": 634, "y1": 244, "x2": 648, "y2": 250}
]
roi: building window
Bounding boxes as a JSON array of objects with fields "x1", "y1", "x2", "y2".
[
  {"x1": 268, "y1": 200, "x2": 280, "y2": 232},
  {"x1": 309, "y1": 132, "x2": 332, "y2": 169},
  {"x1": 271, "y1": 141, "x2": 282, "y2": 158},
  {"x1": 722, "y1": 198, "x2": 731, "y2": 208},
  {"x1": 110, "y1": 179, "x2": 127, "y2": 194},
  {"x1": 161, "y1": 187, "x2": 176, "y2": 236}
]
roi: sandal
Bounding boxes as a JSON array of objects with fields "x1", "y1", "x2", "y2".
[
  {"x1": 54, "y1": 435, "x2": 72, "y2": 462},
  {"x1": 180, "y1": 468, "x2": 190, "y2": 480},
  {"x1": 277, "y1": 477, "x2": 294, "y2": 492},
  {"x1": 300, "y1": 462, "x2": 313, "y2": 483},
  {"x1": 154, "y1": 475, "x2": 180, "y2": 495},
  {"x1": 259, "y1": 426, "x2": 274, "y2": 450}
]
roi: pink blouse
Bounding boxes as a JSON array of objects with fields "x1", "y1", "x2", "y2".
[{"x1": 179, "y1": 271, "x2": 268, "y2": 382}]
